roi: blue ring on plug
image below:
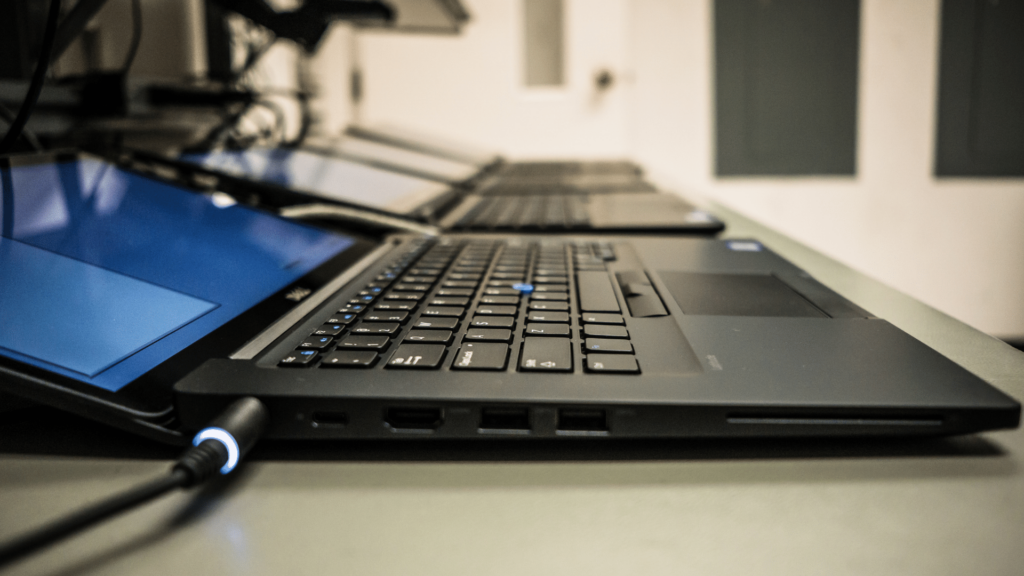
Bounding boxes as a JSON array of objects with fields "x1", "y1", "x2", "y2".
[
  {"x1": 193, "y1": 427, "x2": 240, "y2": 474},
  {"x1": 512, "y1": 283, "x2": 534, "y2": 294}
]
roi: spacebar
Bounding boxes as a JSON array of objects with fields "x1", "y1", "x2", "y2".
[{"x1": 576, "y1": 271, "x2": 620, "y2": 312}]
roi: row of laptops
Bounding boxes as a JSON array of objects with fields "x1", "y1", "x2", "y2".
[
  {"x1": 153, "y1": 127, "x2": 723, "y2": 236},
  {"x1": 0, "y1": 137, "x2": 1019, "y2": 446}
]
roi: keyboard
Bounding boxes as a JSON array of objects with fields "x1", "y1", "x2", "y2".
[
  {"x1": 450, "y1": 195, "x2": 592, "y2": 230},
  {"x1": 277, "y1": 239, "x2": 641, "y2": 374}
]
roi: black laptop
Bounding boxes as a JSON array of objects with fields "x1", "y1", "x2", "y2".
[
  {"x1": 172, "y1": 146, "x2": 725, "y2": 234},
  {"x1": 343, "y1": 123, "x2": 647, "y2": 185},
  {"x1": 0, "y1": 152, "x2": 1018, "y2": 444}
]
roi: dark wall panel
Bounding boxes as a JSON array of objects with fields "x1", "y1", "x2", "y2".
[
  {"x1": 715, "y1": 0, "x2": 860, "y2": 176},
  {"x1": 936, "y1": 0, "x2": 1024, "y2": 177}
]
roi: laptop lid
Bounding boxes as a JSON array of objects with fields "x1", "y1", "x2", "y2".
[
  {"x1": 178, "y1": 147, "x2": 456, "y2": 219},
  {"x1": 0, "y1": 151, "x2": 384, "y2": 442},
  {"x1": 345, "y1": 124, "x2": 500, "y2": 168},
  {"x1": 309, "y1": 137, "x2": 481, "y2": 185}
]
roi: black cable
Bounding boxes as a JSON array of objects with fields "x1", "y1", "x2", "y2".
[
  {"x1": 122, "y1": 0, "x2": 143, "y2": 74},
  {"x1": 0, "y1": 0, "x2": 62, "y2": 154},
  {"x1": 0, "y1": 397, "x2": 269, "y2": 568},
  {"x1": 0, "y1": 102, "x2": 43, "y2": 152}
]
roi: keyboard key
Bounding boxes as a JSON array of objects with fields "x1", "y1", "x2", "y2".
[
  {"x1": 481, "y1": 296, "x2": 519, "y2": 305},
  {"x1": 429, "y1": 297, "x2": 469, "y2": 307},
  {"x1": 387, "y1": 344, "x2": 446, "y2": 369},
  {"x1": 437, "y1": 288, "x2": 473, "y2": 296},
  {"x1": 451, "y1": 342, "x2": 509, "y2": 370},
  {"x1": 583, "y1": 325, "x2": 629, "y2": 338},
  {"x1": 581, "y1": 313, "x2": 624, "y2": 325},
  {"x1": 351, "y1": 322, "x2": 400, "y2": 335},
  {"x1": 531, "y1": 293, "x2": 568, "y2": 301},
  {"x1": 527, "y1": 311, "x2": 569, "y2": 323},
  {"x1": 374, "y1": 302, "x2": 416, "y2": 311},
  {"x1": 524, "y1": 323, "x2": 570, "y2": 337},
  {"x1": 339, "y1": 303, "x2": 366, "y2": 313},
  {"x1": 404, "y1": 330, "x2": 453, "y2": 344},
  {"x1": 336, "y1": 335, "x2": 390, "y2": 350},
  {"x1": 363, "y1": 311, "x2": 409, "y2": 323},
  {"x1": 475, "y1": 305, "x2": 518, "y2": 316},
  {"x1": 402, "y1": 275, "x2": 436, "y2": 283},
  {"x1": 447, "y1": 273, "x2": 481, "y2": 281},
  {"x1": 393, "y1": 283, "x2": 431, "y2": 292},
  {"x1": 279, "y1": 349, "x2": 318, "y2": 367},
  {"x1": 471, "y1": 316, "x2": 515, "y2": 328},
  {"x1": 577, "y1": 271, "x2": 621, "y2": 312},
  {"x1": 534, "y1": 284, "x2": 568, "y2": 292},
  {"x1": 533, "y1": 276, "x2": 568, "y2": 284},
  {"x1": 529, "y1": 301, "x2": 569, "y2": 311},
  {"x1": 312, "y1": 324, "x2": 346, "y2": 336},
  {"x1": 412, "y1": 317, "x2": 459, "y2": 330},
  {"x1": 443, "y1": 280, "x2": 477, "y2": 288},
  {"x1": 321, "y1": 350, "x2": 378, "y2": 368},
  {"x1": 519, "y1": 338, "x2": 572, "y2": 372},
  {"x1": 585, "y1": 338, "x2": 633, "y2": 353},
  {"x1": 491, "y1": 272, "x2": 525, "y2": 280},
  {"x1": 421, "y1": 306, "x2": 465, "y2": 317},
  {"x1": 585, "y1": 354, "x2": 639, "y2": 373},
  {"x1": 483, "y1": 287, "x2": 519, "y2": 296},
  {"x1": 385, "y1": 291, "x2": 424, "y2": 301},
  {"x1": 464, "y1": 328, "x2": 512, "y2": 342},
  {"x1": 298, "y1": 335, "x2": 334, "y2": 349},
  {"x1": 325, "y1": 313, "x2": 357, "y2": 324}
]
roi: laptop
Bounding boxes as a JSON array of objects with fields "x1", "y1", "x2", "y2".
[
  {"x1": 343, "y1": 123, "x2": 647, "y2": 186},
  {"x1": 0, "y1": 151, "x2": 1019, "y2": 444},
  {"x1": 169, "y1": 146, "x2": 725, "y2": 234}
]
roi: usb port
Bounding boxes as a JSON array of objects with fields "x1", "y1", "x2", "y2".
[
  {"x1": 311, "y1": 411, "x2": 348, "y2": 427},
  {"x1": 557, "y1": 408, "x2": 608, "y2": 434},
  {"x1": 385, "y1": 407, "x2": 443, "y2": 431},
  {"x1": 480, "y1": 407, "x2": 530, "y2": 433}
]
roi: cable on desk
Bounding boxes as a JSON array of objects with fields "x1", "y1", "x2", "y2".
[{"x1": 0, "y1": 397, "x2": 269, "y2": 568}]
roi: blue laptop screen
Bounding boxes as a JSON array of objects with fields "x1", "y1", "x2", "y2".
[{"x1": 0, "y1": 158, "x2": 356, "y2": 392}]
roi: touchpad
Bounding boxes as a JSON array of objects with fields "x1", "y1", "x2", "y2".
[{"x1": 658, "y1": 272, "x2": 827, "y2": 317}]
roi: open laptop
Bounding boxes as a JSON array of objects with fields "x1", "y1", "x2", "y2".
[
  {"x1": 171, "y1": 146, "x2": 725, "y2": 234},
  {"x1": 0, "y1": 152, "x2": 1018, "y2": 444},
  {"x1": 343, "y1": 123, "x2": 648, "y2": 188}
]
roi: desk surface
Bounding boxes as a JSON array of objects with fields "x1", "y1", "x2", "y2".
[{"x1": 2, "y1": 204, "x2": 1023, "y2": 576}]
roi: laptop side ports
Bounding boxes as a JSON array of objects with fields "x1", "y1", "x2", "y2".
[
  {"x1": 479, "y1": 407, "x2": 531, "y2": 434},
  {"x1": 384, "y1": 407, "x2": 444, "y2": 432}
]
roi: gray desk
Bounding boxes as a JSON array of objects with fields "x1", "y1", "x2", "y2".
[{"x1": 3, "y1": 204, "x2": 1023, "y2": 576}]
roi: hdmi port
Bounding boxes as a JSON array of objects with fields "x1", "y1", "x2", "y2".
[{"x1": 385, "y1": 407, "x2": 443, "y2": 432}]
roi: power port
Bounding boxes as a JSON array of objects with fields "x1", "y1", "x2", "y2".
[
  {"x1": 557, "y1": 408, "x2": 608, "y2": 434},
  {"x1": 385, "y1": 407, "x2": 443, "y2": 431},
  {"x1": 480, "y1": 407, "x2": 530, "y2": 432}
]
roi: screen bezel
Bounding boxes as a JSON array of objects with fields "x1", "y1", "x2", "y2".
[
  {"x1": 0, "y1": 150, "x2": 383, "y2": 420},
  {"x1": 171, "y1": 145, "x2": 466, "y2": 223}
]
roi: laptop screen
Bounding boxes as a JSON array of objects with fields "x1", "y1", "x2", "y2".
[
  {"x1": 180, "y1": 148, "x2": 451, "y2": 215},
  {"x1": 0, "y1": 157, "x2": 357, "y2": 393}
]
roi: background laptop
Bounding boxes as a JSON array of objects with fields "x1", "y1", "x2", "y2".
[
  {"x1": 0, "y1": 152, "x2": 1018, "y2": 444},
  {"x1": 173, "y1": 146, "x2": 725, "y2": 234}
]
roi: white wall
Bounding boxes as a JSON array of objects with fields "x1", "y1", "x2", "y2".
[
  {"x1": 355, "y1": 0, "x2": 630, "y2": 158},
  {"x1": 628, "y1": 0, "x2": 1024, "y2": 339}
]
